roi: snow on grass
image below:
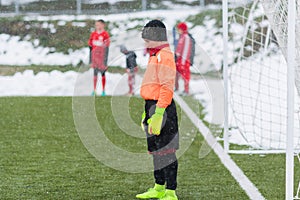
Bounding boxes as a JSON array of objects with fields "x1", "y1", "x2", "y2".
[
  {"x1": 0, "y1": 68, "x2": 210, "y2": 98},
  {"x1": 0, "y1": 34, "x2": 89, "y2": 66},
  {"x1": 2, "y1": 8, "x2": 223, "y2": 74},
  {"x1": 2, "y1": 9, "x2": 206, "y2": 68},
  {"x1": 72, "y1": 22, "x2": 87, "y2": 27},
  {"x1": 0, "y1": 69, "x2": 126, "y2": 96}
]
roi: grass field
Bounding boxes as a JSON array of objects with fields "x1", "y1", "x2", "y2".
[{"x1": 0, "y1": 97, "x2": 298, "y2": 199}]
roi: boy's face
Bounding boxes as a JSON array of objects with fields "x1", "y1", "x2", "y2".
[
  {"x1": 144, "y1": 39, "x2": 160, "y2": 48},
  {"x1": 95, "y1": 22, "x2": 105, "y2": 32},
  {"x1": 178, "y1": 28, "x2": 183, "y2": 34}
]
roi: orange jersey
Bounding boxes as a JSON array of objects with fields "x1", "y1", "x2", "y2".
[{"x1": 140, "y1": 45, "x2": 176, "y2": 108}]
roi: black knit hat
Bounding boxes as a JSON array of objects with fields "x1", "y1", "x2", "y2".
[{"x1": 142, "y1": 20, "x2": 168, "y2": 41}]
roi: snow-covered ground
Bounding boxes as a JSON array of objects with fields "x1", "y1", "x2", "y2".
[
  {"x1": 0, "y1": 66, "x2": 221, "y2": 123},
  {"x1": 0, "y1": 8, "x2": 224, "y2": 73},
  {"x1": 0, "y1": 69, "x2": 144, "y2": 96},
  {"x1": 0, "y1": 68, "x2": 216, "y2": 98},
  {"x1": 1, "y1": 2, "x2": 299, "y2": 151},
  {"x1": 0, "y1": 34, "x2": 89, "y2": 66},
  {"x1": 0, "y1": 67, "x2": 251, "y2": 148}
]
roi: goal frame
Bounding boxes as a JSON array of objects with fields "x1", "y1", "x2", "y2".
[{"x1": 222, "y1": 0, "x2": 296, "y2": 199}]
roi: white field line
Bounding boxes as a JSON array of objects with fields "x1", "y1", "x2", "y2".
[{"x1": 174, "y1": 94, "x2": 265, "y2": 200}]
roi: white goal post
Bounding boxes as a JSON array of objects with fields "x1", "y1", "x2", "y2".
[{"x1": 222, "y1": 0, "x2": 298, "y2": 199}]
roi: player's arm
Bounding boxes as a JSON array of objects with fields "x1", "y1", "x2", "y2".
[
  {"x1": 104, "y1": 32, "x2": 111, "y2": 47},
  {"x1": 157, "y1": 57, "x2": 176, "y2": 108},
  {"x1": 175, "y1": 35, "x2": 184, "y2": 58},
  {"x1": 103, "y1": 32, "x2": 110, "y2": 67},
  {"x1": 148, "y1": 55, "x2": 176, "y2": 135},
  {"x1": 88, "y1": 33, "x2": 93, "y2": 65},
  {"x1": 133, "y1": 52, "x2": 138, "y2": 70}
]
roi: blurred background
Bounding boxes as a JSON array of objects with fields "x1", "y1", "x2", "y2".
[{"x1": 0, "y1": 0, "x2": 221, "y2": 15}]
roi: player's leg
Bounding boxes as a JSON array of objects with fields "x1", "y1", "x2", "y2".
[
  {"x1": 161, "y1": 153, "x2": 178, "y2": 200},
  {"x1": 92, "y1": 68, "x2": 98, "y2": 96},
  {"x1": 98, "y1": 46, "x2": 108, "y2": 96},
  {"x1": 136, "y1": 154, "x2": 166, "y2": 199},
  {"x1": 127, "y1": 69, "x2": 132, "y2": 95},
  {"x1": 183, "y1": 77, "x2": 189, "y2": 95},
  {"x1": 101, "y1": 71, "x2": 106, "y2": 96},
  {"x1": 159, "y1": 100, "x2": 179, "y2": 200},
  {"x1": 182, "y1": 66, "x2": 190, "y2": 96},
  {"x1": 128, "y1": 71, "x2": 134, "y2": 95},
  {"x1": 136, "y1": 100, "x2": 166, "y2": 199}
]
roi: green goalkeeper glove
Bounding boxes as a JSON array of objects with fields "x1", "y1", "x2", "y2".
[
  {"x1": 147, "y1": 107, "x2": 165, "y2": 135},
  {"x1": 141, "y1": 111, "x2": 146, "y2": 131}
]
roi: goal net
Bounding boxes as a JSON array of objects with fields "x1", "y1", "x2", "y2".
[{"x1": 227, "y1": 0, "x2": 300, "y2": 151}]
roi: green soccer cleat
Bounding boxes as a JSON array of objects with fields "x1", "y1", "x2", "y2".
[
  {"x1": 136, "y1": 184, "x2": 165, "y2": 199},
  {"x1": 159, "y1": 189, "x2": 178, "y2": 200},
  {"x1": 91, "y1": 90, "x2": 96, "y2": 96},
  {"x1": 101, "y1": 91, "x2": 106, "y2": 96}
]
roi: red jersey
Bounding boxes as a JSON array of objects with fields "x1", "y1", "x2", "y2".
[
  {"x1": 88, "y1": 30, "x2": 110, "y2": 49},
  {"x1": 88, "y1": 30, "x2": 110, "y2": 70}
]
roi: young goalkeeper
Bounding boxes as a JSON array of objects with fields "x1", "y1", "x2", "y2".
[{"x1": 136, "y1": 20, "x2": 179, "y2": 200}]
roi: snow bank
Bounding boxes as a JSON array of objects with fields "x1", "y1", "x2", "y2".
[
  {"x1": 0, "y1": 69, "x2": 141, "y2": 96},
  {"x1": 0, "y1": 34, "x2": 89, "y2": 66},
  {"x1": 0, "y1": 69, "x2": 214, "y2": 97}
]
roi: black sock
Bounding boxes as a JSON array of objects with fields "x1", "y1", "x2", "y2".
[
  {"x1": 153, "y1": 153, "x2": 178, "y2": 189},
  {"x1": 153, "y1": 155, "x2": 166, "y2": 185},
  {"x1": 164, "y1": 153, "x2": 178, "y2": 190}
]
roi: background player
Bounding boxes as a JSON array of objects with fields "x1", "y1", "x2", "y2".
[
  {"x1": 88, "y1": 19, "x2": 110, "y2": 96},
  {"x1": 120, "y1": 45, "x2": 138, "y2": 96}
]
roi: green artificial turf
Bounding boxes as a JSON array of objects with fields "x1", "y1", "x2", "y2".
[
  {"x1": 182, "y1": 96, "x2": 300, "y2": 200},
  {"x1": 0, "y1": 97, "x2": 247, "y2": 199},
  {"x1": 0, "y1": 96, "x2": 297, "y2": 199}
]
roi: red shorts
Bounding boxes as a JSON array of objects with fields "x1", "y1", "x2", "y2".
[{"x1": 91, "y1": 47, "x2": 107, "y2": 70}]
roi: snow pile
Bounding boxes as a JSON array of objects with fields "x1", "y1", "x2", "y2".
[
  {"x1": 0, "y1": 69, "x2": 212, "y2": 98},
  {"x1": 0, "y1": 34, "x2": 89, "y2": 66},
  {"x1": 0, "y1": 69, "x2": 140, "y2": 96}
]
